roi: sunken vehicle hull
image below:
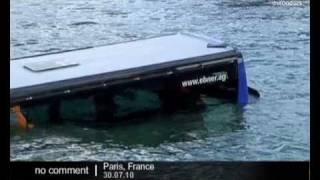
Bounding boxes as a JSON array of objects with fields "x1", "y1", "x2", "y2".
[{"x1": 10, "y1": 33, "x2": 249, "y2": 123}]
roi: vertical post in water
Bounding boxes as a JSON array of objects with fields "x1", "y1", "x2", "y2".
[
  {"x1": 237, "y1": 58, "x2": 248, "y2": 105},
  {"x1": 93, "y1": 92, "x2": 115, "y2": 122},
  {"x1": 48, "y1": 99, "x2": 61, "y2": 123}
]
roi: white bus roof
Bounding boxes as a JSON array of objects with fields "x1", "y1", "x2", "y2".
[
  {"x1": 11, "y1": 33, "x2": 235, "y2": 90},
  {"x1": 10, "y1": 33, "x2": 241, "y2": 105}
]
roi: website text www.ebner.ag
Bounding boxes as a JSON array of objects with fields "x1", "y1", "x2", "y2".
[{"x1": 181, "y1": 71, "x2": 228, "y2": 87}]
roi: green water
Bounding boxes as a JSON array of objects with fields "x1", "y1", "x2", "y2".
[{"x1": 10, "y1": 0, "x2": 309, "y2": 161}]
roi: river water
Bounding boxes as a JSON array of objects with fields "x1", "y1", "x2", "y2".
[{"x1": 10, "y1": 0, "x2": 310, "y2": 161}]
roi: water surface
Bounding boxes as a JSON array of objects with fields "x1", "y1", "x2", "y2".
[{"x1": 10, "y1": 0, "x2": 310, "y2": 161}]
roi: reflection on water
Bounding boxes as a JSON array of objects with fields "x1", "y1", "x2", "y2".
[
  {"x1": 11, "y1": 96, "x2": 246, "y2": 161},
  {"x1": 11, "y1": 95, "x2": 244, "y2": 146}
]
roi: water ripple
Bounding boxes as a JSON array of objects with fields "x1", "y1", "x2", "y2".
[{"x1": 10, "y1": 0, "x2": 309, "y2": 161}]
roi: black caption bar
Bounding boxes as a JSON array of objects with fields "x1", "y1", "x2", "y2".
[{"x1": 10, "y1": 161, "x2": 309, "y2": 180}]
